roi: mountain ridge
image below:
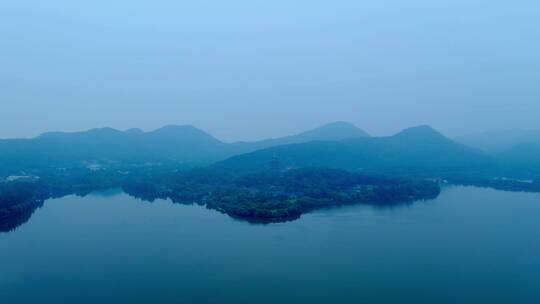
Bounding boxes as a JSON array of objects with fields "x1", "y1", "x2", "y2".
[
  {"x1": 213, "y1": 125, "x2": 493, "y2": 176},
  {"x1": 0, "y1": 121, "x2": 370, "y2": 173}
]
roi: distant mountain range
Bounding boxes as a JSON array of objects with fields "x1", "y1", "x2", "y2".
[
  {"x1": 456, "y1": 129, "x2": 540, "y2": 168},
  {"x1": 214, "y1": 126, "x2": 494, "y2": 177},
  {"x1": 0, "y1": 125, "x2": 224, "y2": 172},
  {"x1": 457, "y1": 129, "x2": 540, "y2": 154},
  {"x1": 231, "y1": 121, "x2": 369, "y2": 150},
  {"x1": 0, "y1": 122, "x2": 369, "y2": 173},
  {"x1": 0, "y1": 122, "x2": 538, "y2": 179},
  {"x1": 498, "y1": 143, "x2": 540, "y2": 166}
]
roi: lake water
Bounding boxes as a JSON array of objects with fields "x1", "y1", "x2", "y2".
[{"x1": 1, "y1": 186, "x2": 539, "y2": 304}]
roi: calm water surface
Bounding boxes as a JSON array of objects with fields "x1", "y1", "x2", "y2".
[{"x1": 1, "y1": 186, "x2": 539, "y2": 304}]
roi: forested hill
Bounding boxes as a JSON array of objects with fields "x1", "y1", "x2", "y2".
[
  {"x1": 229, "y1": 121, "x2": 369, "y2": 152},
  {"x1": 213, "y1": 125, "x2": 494, "y2": 177}
]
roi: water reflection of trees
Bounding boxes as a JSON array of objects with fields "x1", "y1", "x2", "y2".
[{"x1": 0, "y1": 200, "x2": 44, "y2": 233}]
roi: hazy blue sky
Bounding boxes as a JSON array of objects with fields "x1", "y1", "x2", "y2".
[{"x1": 1, "y1": 0, "x2": 539, "y2": 141}]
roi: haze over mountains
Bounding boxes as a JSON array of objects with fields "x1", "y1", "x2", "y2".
[
  {"x1": 230, "y1": 121, "x2": 369, "y2": 153},
  {"x1": 457, "y1": 129, "x2": 540, "y2": 154},
  {"x1": 456, "y1": 129, "x2": 540, "y2": 168},
  {"x1": 0, "y1": 121, "x2": 538, "y2": 179},
  {"x1": 214, "y1": 126, "x2": 493, "y2": 176},
  {"x1": 0, "y1": 122, "x2": 369, "y2": 173}
]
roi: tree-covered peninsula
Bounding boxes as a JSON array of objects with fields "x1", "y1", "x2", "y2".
[{"x1": 0, "y1": 166, "x2": 441, "y2": 230}]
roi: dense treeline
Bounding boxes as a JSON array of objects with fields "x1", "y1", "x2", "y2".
[
  {"x1": 122, "y1": 167, "x2": 441, "y2": 223},
  {"x1": 5, "y1": 159, "x2": 540, "y2": 229},
  {"x1": 1, "y1": 166, "x2": 442, "y2": 229},
  {"x1": 0, "y1": 181, "x2": 46, "y2": 232},
  {"x1": 0, "y1": 181, "x2": 44, "y2": 209}
]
